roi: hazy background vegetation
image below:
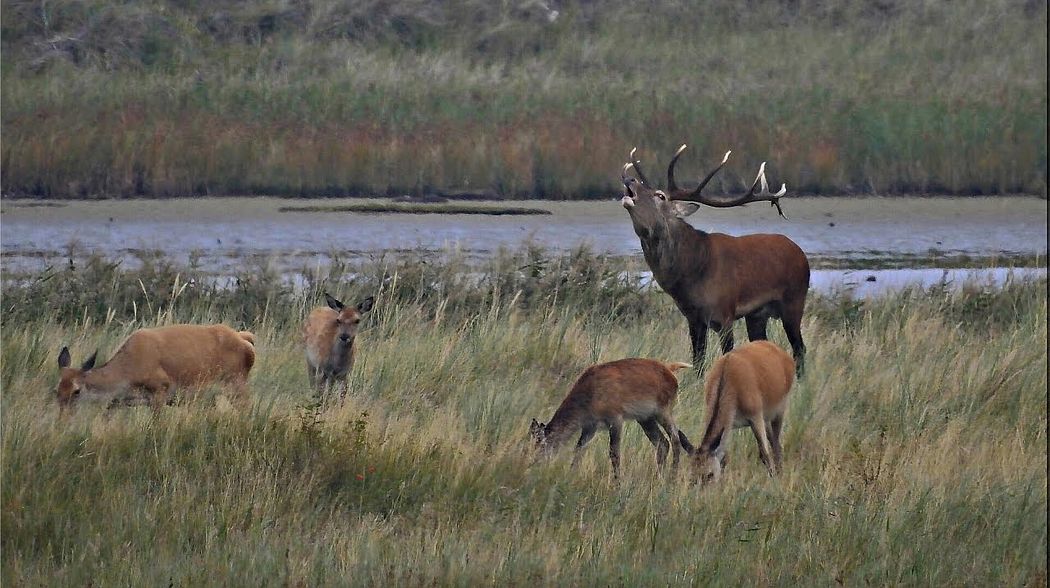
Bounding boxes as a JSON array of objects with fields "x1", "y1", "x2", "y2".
[
  {"x1": 1, "y1": 250, "x2": 1046, "y2": 584},
  {"x1": 2, "y1": 0, "x2": 1046, "y2": 199}
]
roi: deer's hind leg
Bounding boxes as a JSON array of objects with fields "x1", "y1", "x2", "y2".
[
  {"x1": 769, "y1": 413, "x2": 785, "y2": 471},
  {"x1": 607, "y1": 418, "x2": 624, "y2": 479},
  {"x1": 639, "y1": 418, "x2": 669, "y2": 467},
  {"x1": 748, "y1": 416, "x2": 777, "y2": 476},
  {"x1": 654, "y1": 412, "x2": 681, "y2": 470}
]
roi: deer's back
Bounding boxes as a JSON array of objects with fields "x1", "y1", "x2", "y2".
[
  {"x1": 119, "y1": 324, "x2": 254, "y2": 385},
  {"x1": 566, "y1": 358, "x2": 679, "y2": 419},
  {"x1": 715, "y1": 341, "x2": 794, "y2": 414}
]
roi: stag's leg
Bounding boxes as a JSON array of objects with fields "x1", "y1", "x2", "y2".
[
  {"x1": 655, "y1": 412, "x2": 681, "y2": 470},
  {"x1": 781, "y1": 299, "x2": 807, "y2": 377},
  {"x1": 748, "y1": 417, "x2": 776, "y2": 476},
  {"x1": 571, "y1": 423, "x2": 599, "y2": 469},
  {"x1": 769, "y1": 414, "x2": 784, "y2": 471},
  {"x1": 745, "y1": 313, "x2": 769, "y2": 341},
  {"x1": 688, "y1": 320, "x2": 708, "y2": 371},
  {"x1": 607, "y1": 418, "x2": 624, "y2": 479},
  {"x1": 639, "y1": 418, "x2": 669, "y2": 467}
]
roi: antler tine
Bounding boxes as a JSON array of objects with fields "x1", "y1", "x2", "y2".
[
  {"x1": 627, "y1": 147, "x2": 652, "y2": 187},
  {"x1": 666, "y1": 144, "x2": 688, "y2": 192},
  {"x1": 744, "y1": 162, "x2": 789, "y2": 218},
  {"x1": 667, "y1": 149, "x2": 732, "y2": 201},
  {"x1": 672, "y1": 158, "x2": 790, "y2": 219}
]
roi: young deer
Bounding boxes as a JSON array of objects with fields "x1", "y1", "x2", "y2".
[
  {"x1": 303, "y1": 292, "x2": 374, "y2": 398},
  {"x1": 529, "y1": 358, "x2": 692, "y2": 478},
  {"x1": 55, "y1": 324, "x2": 256, "y2": 412},
  {"x1": 678, "y1": 341, "x2": 795, "y2": 483}
]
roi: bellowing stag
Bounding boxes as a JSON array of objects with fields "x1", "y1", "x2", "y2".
[{"x1": 620, "y1": 145, "x2": 809, "y2": 375}]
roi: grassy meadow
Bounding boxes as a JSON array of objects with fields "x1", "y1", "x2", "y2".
[
  {"x1": 1, "y1": 250, "x2": 1046, "y2": 584},
  {"x1": 1, "y1": 0, "x2": 1047, "y2": 198}
]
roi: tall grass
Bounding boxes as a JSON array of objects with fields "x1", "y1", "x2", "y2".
[
  {"x1": 1, "y1": 0, "x2": 1046, "y2": 198},
  {"x1": 1, "y1": 253, "x2": 1046, "y2": 584}
]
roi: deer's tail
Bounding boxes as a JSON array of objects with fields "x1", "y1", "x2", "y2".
[{"x1": 664, "y1": 361, "x2": 693, "y2": 373}]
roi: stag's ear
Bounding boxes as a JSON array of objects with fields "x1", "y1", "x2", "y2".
[
  {"x1": 58, "y1": 346, "x2": 71, "y2": 368},
  {"x1": 357, "y1": 296, "x2": 375, "y2": 314},
  {"x1": 81, "y1": 350, "x2": 98, "y2": 371},
  {"x1": 672, "y1": 202, "x2": 701, "y2": 218},
  {"x1": 324, "y1": 292, "x2": 345, "y2": 311}
]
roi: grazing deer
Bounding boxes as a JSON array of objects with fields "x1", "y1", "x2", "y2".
[
  {"x1": 677, "y1": 341, "x2": 794, "y2": 483},
  {"x1": 303, "y1": 292, "x2": 374, "y2": 398},
  {"x1": 621, "y1": 146, "x2": 809, "y2": 375},
  {"x1": 55, "y1": 324, "x2": 256, "y2": 412},
  {"x1": 529, "y1": 358, "x2": 692, "y2": 479}
]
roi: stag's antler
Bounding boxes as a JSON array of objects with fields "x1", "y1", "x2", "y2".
[
  {"x1": 669, "y1": 154, "x2": 789, "y2": 219},
  {"x1": 626, "y1": 147, "x2": 653, "y2": 187},
  {"x1": 667, "y1": 145, "x2": 731, "y2": 198}
]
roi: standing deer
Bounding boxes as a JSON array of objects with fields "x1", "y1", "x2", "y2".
[
  {"x1": 529, "y1": 358, "x2": 692, "y2": 479},
  {"x1": 304, "y1": 292, "x2": 374, "y2": 399},
  {"x1": 54, "y1": 324, "x2": 256, "y2": 413},
  {"x1": 677, "y1": 341, "x2": 795, "y2": 483},
  {"x1": 620, "y1": 145, "x2": 809, "y2": 375}
]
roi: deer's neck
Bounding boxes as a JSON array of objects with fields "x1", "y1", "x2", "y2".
[
  {"x1": 543, "y1": 402, "x2": 586, "y2": 450},
  {"x1": 82, "y1": 363, "x2": 131, "y2": 396},
  {"x1": 328, "y1": 338, "x2": 355, "y2": 372},
  {"x1": 700, "y1": 369, "x2": 733, "y2": 452},
  {"x1": 640, "y1": 219, "x2": 709, "y2": 288}
]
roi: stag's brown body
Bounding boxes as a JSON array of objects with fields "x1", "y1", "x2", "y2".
[
  {"x1": 622, "y1": 146, "x2": 809, "y2": 374},
  {"x1": 529, "y1": 358, "x2": 691, "y2": 478},
  {"x1": 55, "y1": 324, "x2": 256, "y2": 411},
  {"x1": 680, "y1": 341, "x2": 795, "y2": 482}
]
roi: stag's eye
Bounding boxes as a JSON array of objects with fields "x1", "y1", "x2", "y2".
[{"x1": 654, "y1": 191, "x2": 666, "y2": 201}]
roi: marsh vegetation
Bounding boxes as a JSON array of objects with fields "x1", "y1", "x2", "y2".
[
  {"x1": 2, "y1": 251, "x2": 1046, "y2": 584},
  {"x1": 2, "y1": 0, "x2": 1046, "y2": 198}
]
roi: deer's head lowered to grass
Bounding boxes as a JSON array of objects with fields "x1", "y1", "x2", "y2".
[{"x1": 620, "y1": 145, "x2": 809, "y2": 375}]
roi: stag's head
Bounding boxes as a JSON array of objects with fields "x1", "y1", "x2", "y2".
[{"x1": 620, "y1": 145, "x2": 788, "y2": 238}]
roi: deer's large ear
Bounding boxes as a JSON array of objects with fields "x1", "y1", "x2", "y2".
[
  {"x1": 357, "y1": 296, "x2": 375, "y2": 314},
  {"x1": 81, "y1": 350, "x2": 98, "y2": 371},
  {"x1": 324, "y1": 292, "x2": 345, "y2": 311},
  {"x1": 673, "y1": 202, "x2": 701, "y2": 218},
  {"x1": 58, "y1": 347, "x2": 71, "y2": 368}
]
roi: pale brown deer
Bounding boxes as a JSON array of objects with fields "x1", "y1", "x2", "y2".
[
  {"x1": 529, "y1": 358, "x2": 692, "y2": 479},
  {"x1": 55, "y1": 324, "x2": 256, "y2": 412},
  {"x1": 677, "y1": 341, "x2": 795, "y2": 483},
  {"x1": 621, "y1": 145, "x2": 809, "y2": 375},
  {"x1": 303, "y1": 292, "x2": 374, "y2": 398}
]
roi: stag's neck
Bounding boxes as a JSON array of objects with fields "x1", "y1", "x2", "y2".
[{"x1": 640, "y1": 219, "x2": 709, "y2": 288}]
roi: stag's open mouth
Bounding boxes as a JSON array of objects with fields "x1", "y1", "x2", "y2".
[{"x1": 621, "y1": 183, "x2": 636, "y2": 209}]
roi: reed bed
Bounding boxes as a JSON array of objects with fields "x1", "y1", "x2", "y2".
[{"x1": 1, "y1": 0, "x2": 1046, "y2": 198}]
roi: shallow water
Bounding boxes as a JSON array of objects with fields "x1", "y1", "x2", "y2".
[{"x1": 2, "y1": 197, "x2": 1046, "y2": 289}]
